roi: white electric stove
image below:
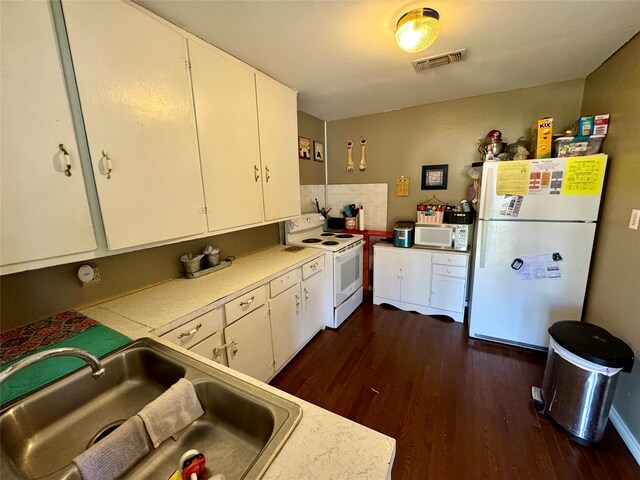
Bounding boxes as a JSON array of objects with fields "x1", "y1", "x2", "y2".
[{"x1": 285, "y1": 214, "x2": 364, "y2": 328}]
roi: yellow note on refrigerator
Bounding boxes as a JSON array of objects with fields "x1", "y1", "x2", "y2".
[
  {"x1": 496, "y1": 161, "x2": 531, "y2": 196},
  {"x1": 562, "y1": 155, "x2": 606, "y2": 195}
]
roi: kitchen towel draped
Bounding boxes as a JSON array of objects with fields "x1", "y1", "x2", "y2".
[
  {"x1": 73, "y1": 414, "x2": 150, "y2": 480},
  {"x1": 138, "y1": 378, "x2": 204, "y2": 448}
]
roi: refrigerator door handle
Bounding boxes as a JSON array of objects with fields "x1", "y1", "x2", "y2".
[
  {"x1": 479, "y1": 220, "x2": 488, "y2": 269},
  {"x1": 480, "y1": 167, "x2": 493, "y2": 219}
]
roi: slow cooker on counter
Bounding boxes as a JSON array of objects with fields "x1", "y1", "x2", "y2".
[{"x1": 393, "y1": 221, "x2": 415, "y2": 248}]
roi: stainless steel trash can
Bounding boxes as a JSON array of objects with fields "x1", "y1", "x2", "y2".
[{"x1": 539, "y1": 321, "x2": 634, "y2": 444}]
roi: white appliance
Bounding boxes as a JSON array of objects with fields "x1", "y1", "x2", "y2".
[
  {"x1": 469, "y1": 155, "x2": 607, "y2": 350},
  {"x1": 285, "y1": 214, "x2": 364, "y2": 328},
  {"x1": 414, "y1": 223, "x2": 471, "y2": 251}
]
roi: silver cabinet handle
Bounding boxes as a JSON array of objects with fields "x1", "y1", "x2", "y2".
[
  {"x1": 59, "y1": 144, "x2": 72, "y2": 177},
  {"x1": 254, "y1": 165, "x2": 260, "y2": 182},
  {"x1": 178, "y1": 323, "x2": 202, "y2": 338},
  {"x1": 265, "y1": 166, "x2": 270, "y2": 182},
  {"x1": 304, "y1": 288, "x2": 309, "y2": 300},
  {"x1": 101, "y1": 150, "x2": 113, "y2": 179},
  {"x1": 310, "y1": 263, "x2": 318, "y2": 270},
  {"x1": 239, "y1": 296, "x2": 255, "y2": 307}
]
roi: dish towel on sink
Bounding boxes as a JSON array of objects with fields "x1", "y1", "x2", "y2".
[
  {"x1": 73, "y1": 414, "x2": 150, "y2": 480},
  {"x1": 138, "y1": 378, "x2": 204, "y2": 448}
]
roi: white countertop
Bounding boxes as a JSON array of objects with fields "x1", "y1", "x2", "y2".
[
  {"x1": 82, "y1": 245, "x2": 396, "y2": 479},
  {"x1": 95, "y1": 245, "x2": 325, "y2": 333}
]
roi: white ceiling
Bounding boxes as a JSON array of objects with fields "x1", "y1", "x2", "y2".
[{"x1": 135, "y1": 1, "x2": 640, "y2": 121}]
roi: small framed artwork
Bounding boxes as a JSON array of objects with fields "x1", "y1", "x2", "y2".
[
  {"x1": 421, "y1": 164, "x2": 448, "y2": 190},
  {"x1": 313, "y1": 141, "x2": 324, "y2": 162},
  {"x1": 298, "y1": 137, "x2": 311, "y2": 160}
]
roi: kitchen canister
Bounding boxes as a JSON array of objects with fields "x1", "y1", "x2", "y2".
[
  {"x1": 345, "y1": 217, "x2": 357, "y2": 229},
  {"x1": 181, "y1": 254, "x2": 203, "y2": 274},
  {"x1": 203, "y1": 245, "x2": 220, "y2": 267}
]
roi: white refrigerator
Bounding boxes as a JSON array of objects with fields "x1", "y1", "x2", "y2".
[{"x1": 468, "y1": 154, "x2": 607, "y2": 350}]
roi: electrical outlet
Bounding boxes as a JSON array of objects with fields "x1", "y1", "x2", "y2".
[{"x1": 629, "y1": 209, "x2": 640, "y2": 230}]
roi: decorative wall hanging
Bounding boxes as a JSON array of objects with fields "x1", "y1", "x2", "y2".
[
  {"x1": 359, "y1": 137, "x2": 367, "y2": 171},
  {"x1": 298, "y1": 137, "x2": 311, "y2": 160},
  {"x1": 395, "y1": 176, "x2": 410, "y2": 196},
  {"x1": 421, "y1": 164, "x2": 448, "y2": 190},
  {"x1": 313, "y1": 141, "x2": 324, "y2": 162},
  {"x1": 346, "y1": 139, "x2": 354, "y2": 173}
]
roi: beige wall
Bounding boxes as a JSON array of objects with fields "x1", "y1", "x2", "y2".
[
  {"x1": 581, "y1": 35, "x2": 640, "y2": 442},
  {"x1": 0, "y1": 224, "x2": 280, "y2": 331},
  {"x1": 327, "y1": 80, "x2": 585, "y2": 229},
  {"x1": 297, "y1": 111, "x2": 326, "y2": 185}
]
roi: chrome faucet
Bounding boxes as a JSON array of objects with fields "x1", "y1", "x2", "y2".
[{"x1": 0, "y1": 347, "x2": 106, "y2": 384}]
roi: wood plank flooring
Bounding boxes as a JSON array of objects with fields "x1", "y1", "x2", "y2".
[{"x1": 270, "y1": 299, "x2": 640, "y2": 480}]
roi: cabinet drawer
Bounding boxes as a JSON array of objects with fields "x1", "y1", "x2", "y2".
[
  {"x1": 190, "y1": 331, "x2": 227, "y2": 366},
  {"x1": 162, "y1": 308, "x2": 223, "y2": 350},
  {"x1": 225, "y1": 285, "x2": 267, "y2": 325},
  {"x1": 432, "y1": 264, "x2": 467, "y2": 278},
  {"x1": 432, "y1": 252, "x2": 468, "y2": 267},
  {"x1": 270, "y1": 268, "x2": 301, "y2": 297},
  {"x1": 302, "y1": 256, "x2": 324, "y2": 280}
]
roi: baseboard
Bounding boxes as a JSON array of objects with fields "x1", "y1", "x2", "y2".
[{"x1": 610, "y1": 406, "x2": 640, "y2": 466}]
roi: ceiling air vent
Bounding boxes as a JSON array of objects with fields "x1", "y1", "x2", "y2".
[{"x1": 412, "y1": 49, "x2": 467, "y2": 72}]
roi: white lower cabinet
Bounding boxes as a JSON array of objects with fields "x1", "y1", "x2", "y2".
[
  {"x1": 301, "y1": 257, "x2": 325, "y2": 342},
  {"x1": 269, "y1": 283, "x2": 303, "y2": 371},
  {"x1": 373, "y1": 244, "x2": 469, "y2": 322},
  {"x1": 159, "y1": 255, "x2": 325, "y2": 383},
  {"x1": 224, "y1": 304, "x2": 274, "y2": 383},
  {"x1": 373, "y1": 246, "x2": 431, "y2": 307},
  {"x1": 190, "y1": 331, "x2": 227, "y2": 366}
]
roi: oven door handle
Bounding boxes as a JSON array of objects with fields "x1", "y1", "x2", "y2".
[{"x1": 334, "y1": 241, "x2": 363, "y2": 258}]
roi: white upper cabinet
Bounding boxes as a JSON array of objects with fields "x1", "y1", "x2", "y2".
[
  {"x1": 0, "y1": 1, "x2": 96, "y2": 267},
  {"x1": 188, "y1": 41, "x2": 264, "y2": 231},
  {"x1": 61, "y1": 0, "x2": 206, "y2": 250},
  {"x1": 255, "y1": 75, "x2": 301, "y2": 221}
]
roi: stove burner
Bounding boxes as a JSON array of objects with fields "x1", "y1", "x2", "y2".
[
  {"x1": 302, "y1": 238, "x2": 322, "y2": 244},
  {"x1": 322, "y1": 241, "x2": 339, "y2": 246},
  {"x1": 336, "y1": 234, "x2": 354, "y2": 238},
  {"x1": 321, "y1": 233, "x2": 335, "y2": 236}
]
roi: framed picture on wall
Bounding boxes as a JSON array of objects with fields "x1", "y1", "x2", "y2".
[
  {"x1": 421, "y1": 164, "x2": 448, "y2": 190},
  {"x1": 299, "y1": 137, "x2": 311, "y2": 160},
  {"x1": 313, "y1": 141, "x2": 324, "y2": 162}
]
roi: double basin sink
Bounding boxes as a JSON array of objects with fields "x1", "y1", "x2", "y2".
[{"x1": 0, "y1": 338, "x2": 301, "y2": 479}]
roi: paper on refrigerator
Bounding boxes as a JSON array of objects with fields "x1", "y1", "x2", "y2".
[{"x1": 518, "y1": 253, "x2": 562, "y2": 280}]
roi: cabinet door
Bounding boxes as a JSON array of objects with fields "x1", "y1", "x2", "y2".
[
  {"x1": 1, "y1": 1, "x2": 96, "y2": 266},
  {"x1": 373, "y1": 247, "x2": 402, "y2": 301},
  {"x1": 190, "y1": 332, "x2": 227, "y2": 366},
  {"x1": 223, "y1": 305, "x2": 274, "y2": 382},
  {"x1": 401, "y1": 250, "x2": 431, "y2": 306},
  {"x1": 62, "y1": 0, "x2": 206, "y2": 250},
  {"x1": 269, "y1": 284, "x2": 303, "y2": 371},
  {"x1": 255, "y1": 75, "x2": 301, "y2": 221},
  {"x1": 431, "y1": 275, "x2": 466, "y2": 313},
  {"x1": 302, "y1": 271, "x2": 325, "y2": 342},
  {"x1": 188, "y1": 41, "x2": 264, "y2": 231}
]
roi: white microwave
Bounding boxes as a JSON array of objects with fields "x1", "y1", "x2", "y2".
[{"x1": 414, "y1": 223, "x2": 471, "y2": 251}]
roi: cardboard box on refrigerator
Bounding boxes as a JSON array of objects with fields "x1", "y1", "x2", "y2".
[{"x1": 531, "y1": 117, "x2": 553, "y2": 159}]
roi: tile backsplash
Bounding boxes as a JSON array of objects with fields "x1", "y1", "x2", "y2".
[
  {"x1": 326, "y1": 184, "x2": 388, "y2": 231},
  {"x1": 300, "y1": 183, "x2": 389, "y2": 231},
  {"x1": 299, "y1": 185, "x2": 326, "y2": 214}
]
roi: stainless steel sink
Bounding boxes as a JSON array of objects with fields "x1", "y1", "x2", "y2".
[{"x1": 0, "y1": 338, "x2": 301, "y2": 479}]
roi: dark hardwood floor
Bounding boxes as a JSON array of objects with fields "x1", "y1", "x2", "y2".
[{"x1": 270, "y1": 298, "x2": 640, "y2": 480}]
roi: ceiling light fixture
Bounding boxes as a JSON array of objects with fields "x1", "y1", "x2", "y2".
[{"x1": 395, "y1": 7, "x2": 440, "y2": 53}]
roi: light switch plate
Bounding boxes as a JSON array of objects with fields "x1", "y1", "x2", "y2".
[{"x1": 629, "y1": 209, "x2": 640, "y2": 230}]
